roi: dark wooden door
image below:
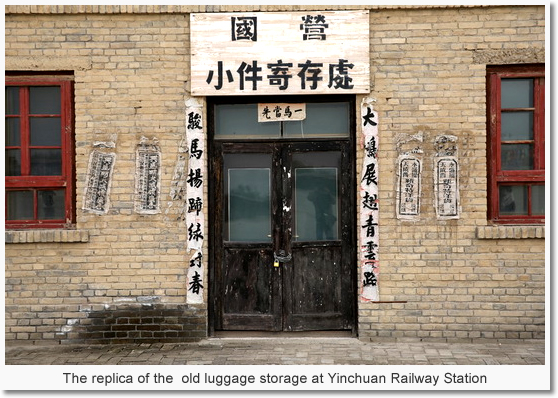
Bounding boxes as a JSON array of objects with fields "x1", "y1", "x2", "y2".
[
  {"x1": 211, "y1": 140, "x2": 355, "y2": 332},
  {"x1": 209, "y1": 97, "x2": 356, "y2": 333}
]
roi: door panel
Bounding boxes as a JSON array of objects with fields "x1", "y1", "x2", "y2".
[
  {"x1": 283, "y1": 147, "x2": 352, "y2": 331},
  {"x1": 222, "y1": 247, "x2": 280, "y2": 330},
  {"x1": 216, "y1": 148, "x2": 282, "y2": 331}
]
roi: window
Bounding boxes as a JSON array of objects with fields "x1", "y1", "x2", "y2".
[
  {"x1": 487, "y1": 65, "x2": 544, "y2": 224},
  {"x1": 5, "y1": 75, "x2": 74, "y2": 228}
]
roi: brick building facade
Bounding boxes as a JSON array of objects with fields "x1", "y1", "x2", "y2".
[{"x1": 5, "y1": 5, "x2": 546, "y2": 344}]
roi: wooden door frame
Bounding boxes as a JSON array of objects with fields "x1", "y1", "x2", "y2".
[{"x1": 207, "y1": 94, "x2": 358, "y2": 336}]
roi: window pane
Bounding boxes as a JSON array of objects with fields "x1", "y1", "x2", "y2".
[
  {"x1": 5, "y1": 149, "x2": 21, "y2": 176},
  {"x1": 6, "y1": 191, "x2": 34, "y2": 220},
  {"x1": 283, "y1": 102, "x2": 350, "y2": 138},
  {"x1": 532, "y1": 185, "x2": 545, "y2": 215},
  {"x1": 501, "y1": 78, "x2": 533, "y2": 109},
  {"x1": 293, "y1": 152, "x2": 341, "y2": 241},
  {"x1": 30, "y1": 117, "x2": 62, "y2": 146},
  {"x1": 228, "y1": 168, "x2": 271, "y2": 241},
  {"x1": 499, "y1": 185, "x2": 528, "y2": 216},
  {"x1": 215, "y1": 104, "x2": 280, "y2": 138},
  {"x1": 6, "y1": 118, "x2": 20, "y2": 146},
  {"x1": 501, "y1": 111, "x2": 533, "y2": 141},
  {"x1": 29, "y1": 86, "x2": 61, "y2": 114},
  {"x1": 6, "y1": 87, "x2": 19, "y2": 114},
  {"x1": 295, "y1": 168, "x2": 339, "y2": 241},
  {"x1": 501, "y1": 144, "x2": 533, "y2": 170},
  {"x1": 38, "y1": 189, "x2": 65, "y2": 220},
  {"x1": 30, "y1": 149, "x2": 62, "y2": 175}
]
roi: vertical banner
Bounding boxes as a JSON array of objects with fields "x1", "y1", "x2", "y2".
[
  {"x1": 185, "y1": 98, "x2": 205, "y2": 304},
  {"x1": 359, "y1": 99, "x2": 379, "y2": 302}
]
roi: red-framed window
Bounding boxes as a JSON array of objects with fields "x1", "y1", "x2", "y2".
[
  {"x1": 5, "y1": 75, "x2": 75, "y2": 228},
  {"x1": 487, "y1": 64, "x2": 545, "y2": 224}
]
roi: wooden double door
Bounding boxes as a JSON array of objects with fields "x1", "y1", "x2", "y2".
[{"x1": 209, "y1": 97, "x2": 356, "y2": 333}]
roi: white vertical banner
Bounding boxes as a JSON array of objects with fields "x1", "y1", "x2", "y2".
[
  {"x1": 185, "y1": 98, "x2": 205, "y2": 304},
  {"x1": 359, "y1": 98, "x2": 379, "y2": 302}
]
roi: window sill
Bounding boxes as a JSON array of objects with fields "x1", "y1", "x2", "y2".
[
  {"x1": 5, "y1": 229, "x2": 89, "y2": 244},
  {"x1": 476, "y1": 225, "x2": 545, "y2": 240}
]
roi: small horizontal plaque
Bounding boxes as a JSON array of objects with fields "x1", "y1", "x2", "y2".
[{"x1": 258, "y1": 103, "x2": 306, "y2": 122}]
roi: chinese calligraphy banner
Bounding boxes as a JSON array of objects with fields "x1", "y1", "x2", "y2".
[
  {"x1": 190, "y1": 11, "x2": 370, "y2": 96},
  {"x1": 186, "y1": 99, "x2": 205, "y2": 304},
  {"x1": 359, "y1": 98, "x2": 379, "y2": 302}
]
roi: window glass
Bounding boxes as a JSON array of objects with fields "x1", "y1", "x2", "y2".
[
  {"x1": 216, "y1": 104, "x2": 280, "y2": 138},
  {"x1": 5, "y1": 87, "x2": 19, "y2": 114},
  {"x1": 215, "y1": 102, "x2": 350, "y2": 139},
  {"x1": 30, "y1": 86, "x2": 61, "y2": 114},
  {"x1": 6, "y1": 118, "x2": 20, "y2": 146},
  {"x1": 5, "y1": 149, "x2": 21, "y2": 176},
  {"x1": 30, "y1": 117, "x2": 62, "y2": 146},
  {"x1": 228, "y1": 168, "x2": 271, "y2": 242},
  {"x1": 283, "y1": 102, "x2": 349, "y2": 138},
  {"x1": 6, "y1": 191, "x2": 34, "y2": 220},
  {"x1": 38, "y1": 190, "x2": 65, "y2": 220},
  {"x1": 501, "y1": 144, "x2": 533, "y2": 170},
  {"x1": 501, "y1": 112, "x2": 533, "y2": 141},
  {"x1": 30, "y1": 149, "x2": 62, "y2": 175},
  {"x1": 293, "y1": 152, "x2": 341, "y2": 241},
  {"x1": 501, "y1": 79, "x2": 533, "y2": 109},
  {"x1": 532, "y1": 185, "x2": 545, "y2": 215},
  {"x1": 499, "y1": 185, "x2": 528, "y2": 216},
  {"x1": 224, "y1": 153, "x2": 272, "y2": 242},
  {"x1": 295, "y1": 168, "x2": 339, "y2": 240}
]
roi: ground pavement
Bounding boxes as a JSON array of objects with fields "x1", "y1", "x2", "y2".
[{"x1": 5, "y1": 338, "x2": 545, "y2": 366}]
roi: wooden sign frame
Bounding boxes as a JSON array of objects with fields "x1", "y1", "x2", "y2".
[{"x1": 190, "y1": 11, "x2": 370, "y2": 96}]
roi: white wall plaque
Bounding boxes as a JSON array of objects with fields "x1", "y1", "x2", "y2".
[
  {"x1": 190, "y1": 11, "x2": 370, "y2": 96},
  {"x1": 257, "y1": 103, "x2": 306, "y2": 122}
]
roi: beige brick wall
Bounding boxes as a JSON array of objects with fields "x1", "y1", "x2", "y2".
[
  {"x1": 5, "y1": 5, "x2": 545, "y2": 344},
  {"x1": 359, "y1": 5, "x2": 545, "y2": 342}
]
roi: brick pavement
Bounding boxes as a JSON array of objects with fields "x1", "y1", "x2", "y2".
[{"x1": 4, "y1": 338, "x2": 545, "y2": 366}]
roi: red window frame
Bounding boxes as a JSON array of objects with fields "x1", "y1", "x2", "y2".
[
  {"x1": 5, "y1": 75, "x2": 75, "y2": 228},
  {"x1": 487, "y1": 65, "x2": 545, "y2": 224}
]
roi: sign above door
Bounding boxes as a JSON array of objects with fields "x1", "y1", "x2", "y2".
[{"x1": 190, "y1": 11, "x2": 370, "y2": 96}]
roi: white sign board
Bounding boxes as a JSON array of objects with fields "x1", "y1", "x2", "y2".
[{"x1": 190, "y1": 11, "x2": 370, "y2": 96}]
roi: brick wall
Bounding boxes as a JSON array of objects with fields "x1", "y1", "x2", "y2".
[
  {"x1": 5, "y1": 11, "x2": 207, "y2": 344},
  {"x1": 5, "y1": 5, "x2": 545, "y2": 344},
  {"x1": 358, "y1": 5, "x2": 545, "y2": 342}
]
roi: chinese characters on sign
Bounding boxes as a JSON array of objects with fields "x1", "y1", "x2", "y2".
[
  {"x1": 206, "y1": 59, "x2": 356, "y2": 92},
  {"x1": 359, "y1": 99, "x2": 380, "y2": 302},
  {"x1": 397, "y1": 157, "x2": 421, "y2": 218},
  {"x1": 231, "y1": 16, "x2": 257, "y2": 41},
  {"x1": 435, "y1": 158, "x2": 459, "y2": 218},
  {"x1": 257, "y1": 103, "x2": 306, "y2": 122},
  {"x1": 135, "y1": 138, "x2": 161, "y2": 214},
  {"x1": 191, "y1": 11, "x2": 369, "y2": 95},
  {"x1": 434, "y1": 135, "x2": 460, "y2": 219},
  {"x1": 300, "y1": 14, "x2": 329, "y2": 40},
  {"x1": 186, "y1": 100, "x2": 206, "y2": 304}
]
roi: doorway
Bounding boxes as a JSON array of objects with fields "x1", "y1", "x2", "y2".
[{"x1": 209, "y1": 96, "x2": 356, "y2": 333}]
